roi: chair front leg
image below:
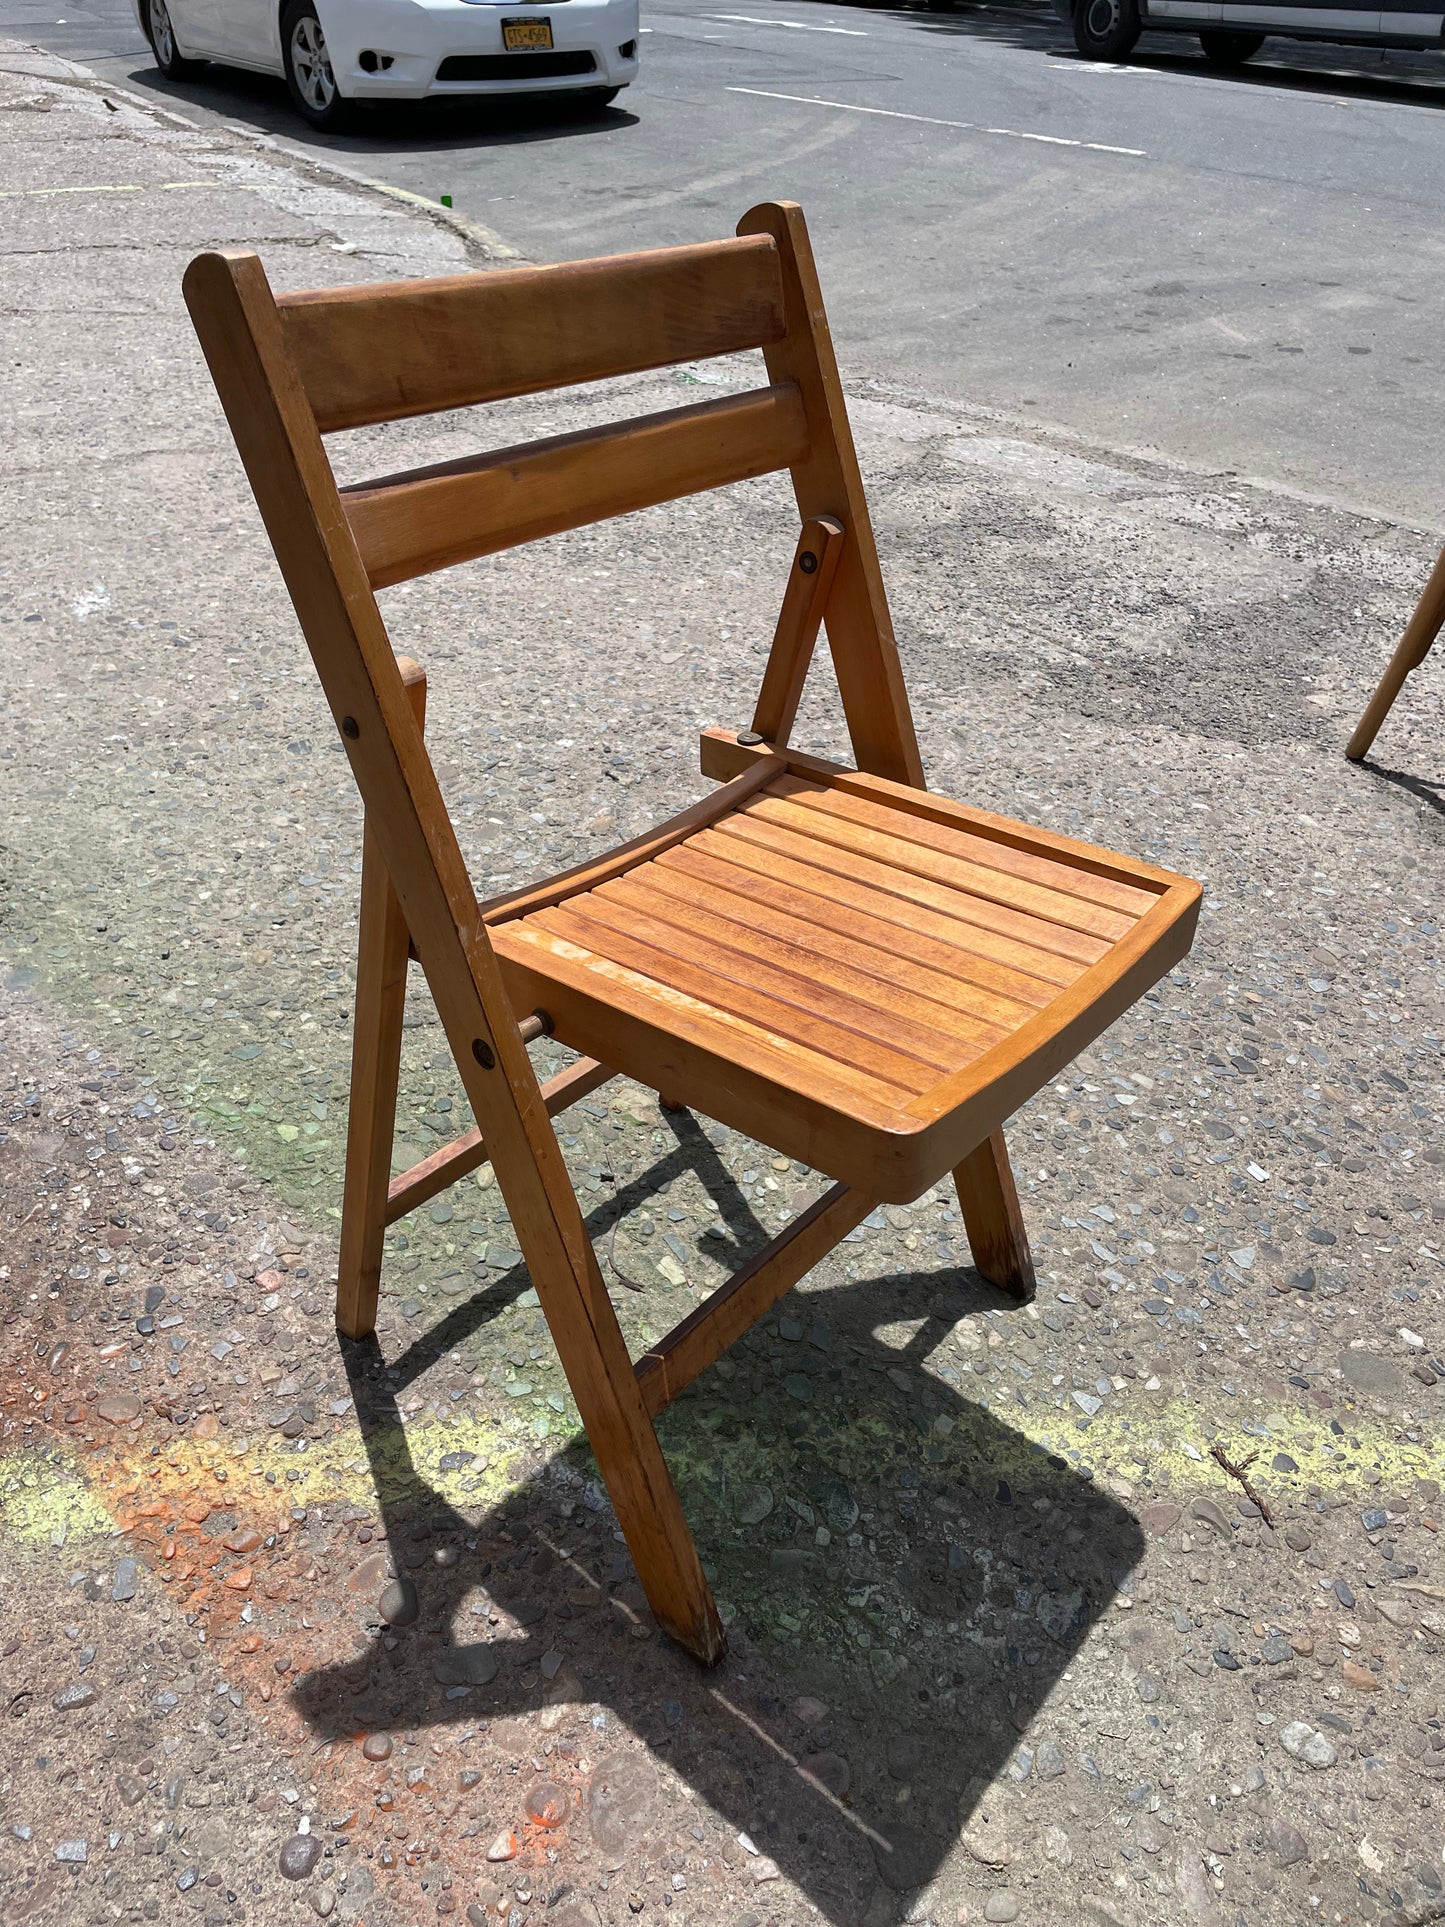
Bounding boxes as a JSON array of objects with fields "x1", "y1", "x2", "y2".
[{"x1": 953, "y1": 1127, "x2": 1036, "y2": 1305}]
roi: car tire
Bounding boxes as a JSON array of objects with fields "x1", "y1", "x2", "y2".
[
  {"x1": 144, "y1": 0, "x2": 205, "y2": 79},
  {"x1": 281, "y1": 0, "x2": 354, "y2": 131},
  {"x1": 1198, "y1": 27, "x2": 1264, "y2": 62},
  {"x1": 1072, "y1": 0, "x2": 1141, "y2": 59}
]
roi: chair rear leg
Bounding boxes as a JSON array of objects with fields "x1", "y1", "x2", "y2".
[
  {"x1": 336, "y1": 663, "x2": 426, "y2": 1341},
  {"x1": 954, "y1": 1127, "x2": 1036, "y2": 1305}
]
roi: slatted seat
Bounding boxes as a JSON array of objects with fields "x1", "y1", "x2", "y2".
[
  {"x1": 484, "y1": 757, "x2": 1188, "y2": 1201},
  {"x1": 183, "y1": 202, "x2": 1200, "y2": 1669}
]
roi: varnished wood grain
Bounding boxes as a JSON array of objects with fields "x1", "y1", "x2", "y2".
[
  {"x1": 750, "y1": 514, "x2": 845, "y2": 746},
  {"x1": 336, "y1": 659, "x2": 427, "y2": 1340},
  {"x1": 185, "y1": 246, "x2": 726, "y2": 1667},
  {"x1": 187, "y1": 203, "x2": 1201, "y2": 1676},
  {"x1": 345, "y1": 385, "x2": 809, "y2": 588},
  {"x1": 738, "y1": 203, "x2": 925, "y2": 786},
  {"x1": 1347, "y1": 539, "x2": 1445, "y2": 761},
  {"x1": 744, "y1": 789, "x2": 1137, "y2": 941},
  {"x1": 677, "y1": 826, "x2": 1081, "y2": 989},
  {"x1": 954, "y1": 1127, "x2": 1035, "y2": 1304},
  {"x1": 635, "y1": 1182, "x2": 874, "y2": 1415},
  {"x1": 656, "y1": 841, "x2": 1059, "y2": 1009},
  {"x1": 384, "y1": 1055, "x2": 615, "y2": 1225},
  {"x1": 281, "y1": 234, "x2": 787, "y2": 432}
]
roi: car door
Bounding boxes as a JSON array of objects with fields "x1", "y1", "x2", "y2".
[
  {"x1": 162, "y1": 0, "x2": 227, "y2": 54},
  {"x1": 205, "y1": 0, "x2": 281, "y2": 66},
  {"x1": 1143, "y1": 0, "x2": 1223, "y2": 26},
  {"x1": 1216, "y1": 0, "x2": 1382, "y2": 30}
]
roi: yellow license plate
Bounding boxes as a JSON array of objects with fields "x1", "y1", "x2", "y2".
[{"x1": 502, "y1": 17, "x2": 554, "y2": 49}]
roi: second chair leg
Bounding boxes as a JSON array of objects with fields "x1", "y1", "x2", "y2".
[
  {"x1": 954, "y1": 1127, "x2": 1036, "y2": 1305},
  {"x1": 1347, "y1": 540, "x2": 1445, "y2": 762}
]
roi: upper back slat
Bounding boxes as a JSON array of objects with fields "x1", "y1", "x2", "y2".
[{"x1": 280, "y1": 235, "x2": 787, "y2": 433}]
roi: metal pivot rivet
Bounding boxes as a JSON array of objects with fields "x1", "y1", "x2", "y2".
[
  {"x1": 799, "y1": 551, "x2": 819, "y2": 575},
  {"x1": 472, "y1": 1038, "x2": 495, "y2": 1070},
  {"x1": 736, "y1": 730, "x2": 765, "y2": 747},
  {"x1": 341, "y1": 716, "x2": 360, "y2": 740}
]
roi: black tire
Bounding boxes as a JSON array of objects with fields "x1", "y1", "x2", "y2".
[
  {"x1": 144, "y1": 0, "x2": 205, "y2": 79},
  {"x1": 1072, "y1": 0, "x2": 1140, "y2": 59},
  {"x1": 1198, "y1": 27, "x2": 1264, "y2": 61},
  {"x1": 574, "y1": 85, "x2": 622, "y2": 105},
  {"x1": 281, "y1": 0, "x2": 354, "y2": 131}
]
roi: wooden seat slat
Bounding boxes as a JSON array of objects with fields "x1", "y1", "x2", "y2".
[
  {"x1": 344, "y1": 384, "x2": 809, "y2": 589},
  {"x1": 713, "y1": 813, "x2": 1113, "y2": 967},
  {"x1": 777, "y1": 776, "x2": 1162, "y2": 917},
  {"x1": 616, "y1": 860, "x2": 1035, "y2": 1033},
  {"x1": 280, "y1": 235, "x2": 788, "y2": 432},
  {"x1": 530, "y1": 901, "x2": 945, "y2": 1092},
  {"x1": 675, "y1": 830, "x2": 1080, "y2": 991},
  {"x1": 491, "y1": 917, "x2": 918, "y2": 1126},
  {"x1": 745, "y1": 789, "x2": 1138, "y2": 942},
  {"x1": 596, "y1": 870, "x2": 1009, "y2": 1055}
]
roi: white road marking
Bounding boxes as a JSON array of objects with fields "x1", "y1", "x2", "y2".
[
  {"x1": 725, "y1": 86, "x2": 1147, "y2": 154},
  {"x1": 709, "y1": 12, "x2": 868, "y2": 30}
]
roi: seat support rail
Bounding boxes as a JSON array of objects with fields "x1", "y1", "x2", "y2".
[
  {"x1": 385, "y1": 1055, "x2": 615, "y2": 1226},
  {"x1": 634, "y1": 1181, "x2": 875, "y2": 1417}
]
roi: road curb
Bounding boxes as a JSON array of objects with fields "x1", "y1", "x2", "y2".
[{"x1": 0, "y1": 32, "x2": 526, "y2": 267}]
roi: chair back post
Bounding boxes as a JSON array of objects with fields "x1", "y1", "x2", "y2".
[
  {"x1": 181, "y1": 252, "x2": 532, "y2": 1093},
  {"x1": 738, "y1": 202, "x2": 926, "y2": 789},
  {"x1": 183, "y1": 247, "x2": 727, "y2": 1666}
]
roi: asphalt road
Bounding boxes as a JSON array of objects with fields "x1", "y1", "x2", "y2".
[{"x1": 9, "y1": 0, "x2": 1445, "y2": 525}]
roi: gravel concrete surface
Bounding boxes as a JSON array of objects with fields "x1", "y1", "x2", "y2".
[{"x1": 3, "y1": 39, "x2": 1445, "y2": 1927}]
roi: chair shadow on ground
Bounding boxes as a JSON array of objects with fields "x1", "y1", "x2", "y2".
[
  {"x1": 1358, "y1": 757, "x2": 1445, "y2": 824},
  {"x1": 294, "y1": 1108, "x2": 1144, "y2": 1922}
]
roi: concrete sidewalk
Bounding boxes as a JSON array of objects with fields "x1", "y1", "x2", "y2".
[{"x1": 2, "y1": 37, "x2": 1445, "y2": 1927}]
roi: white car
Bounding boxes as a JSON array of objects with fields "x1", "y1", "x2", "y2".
[{"x1": 134, "y1": 0, "x2": 639, "y2": 128}]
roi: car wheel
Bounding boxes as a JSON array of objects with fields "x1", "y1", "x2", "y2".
[
  {"x1": 1198, "y1": 27, "x2": 1264, "y2": 62},
  {"x1": 1072, "y1": 0, "x2": 1140, "y2": 59},
  {"x1": 575, "y1": 85, "x2": 622, "y2": 105},
  {"x1": 145, "y1": 0, "x2": 204, "y2": 78},
  {"x1": 282, "y1": 0, "x2": 354, "y2": 130}
]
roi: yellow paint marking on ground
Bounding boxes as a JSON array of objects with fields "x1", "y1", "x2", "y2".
[
  {"x1": 2, "y1": 1387, "x2": 1433, "y2": 1557},
  {"x1": 1006, "y1": 1394, "x2": 1441, "y2": 1497},
  {"x1": 1, "y1": 1411, "x2": 522, "y2": 1550},
  {"x1": 0, "y1": 1449, "x2": 116, "y2": 1548},
  {"x1": 0, "y1": 181, "x2": 216, "y2": 199}
]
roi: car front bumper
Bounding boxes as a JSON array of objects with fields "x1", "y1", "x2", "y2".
[{"x1": 318, "y1": 0, "x2": 639, "y2": 96}]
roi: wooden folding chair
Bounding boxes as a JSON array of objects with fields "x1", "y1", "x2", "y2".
[
  {"x1": 183, "y1": 203, "x2": 1200, "y2": 1666},
  {"x1": 1347, "y1": 539, "x2": 1445, "y2": 762}
]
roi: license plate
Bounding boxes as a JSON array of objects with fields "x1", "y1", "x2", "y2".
[{"x1": 502, "y1": 16, "x2": 554, "y2": 49}]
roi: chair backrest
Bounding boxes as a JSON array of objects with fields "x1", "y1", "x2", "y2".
[{"x1": 182, "y1": 203, "x2": 923, "y2": 1080}]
